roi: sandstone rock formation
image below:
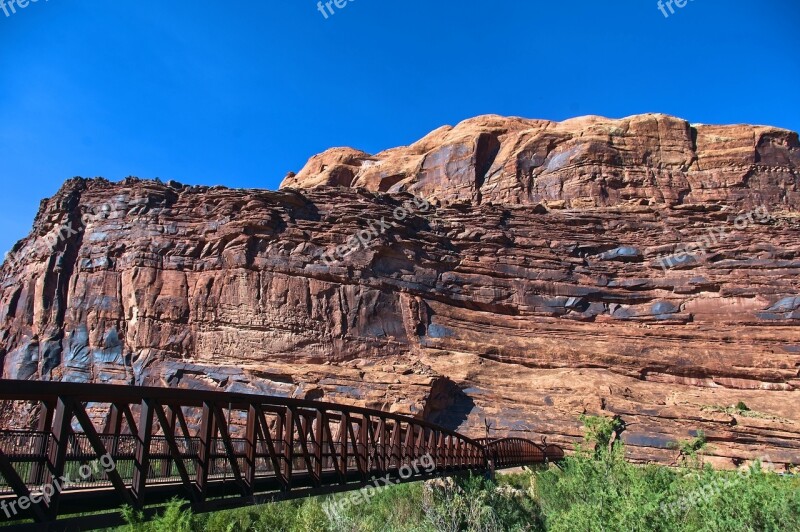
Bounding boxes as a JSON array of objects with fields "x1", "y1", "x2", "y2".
[
  {"x1": 282, "y1": 114, "x2": 800, "y2": 210},
  {"x1": 2, "y1": 114, "x2": 799, "y2": 469}
]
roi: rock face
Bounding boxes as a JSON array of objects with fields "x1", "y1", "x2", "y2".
[
  {"x1": 282, "y1": 114, "x2": 800, "y2": 210},
  {"x1": 2, "y1": 114, "x2": 800, "y2": 469}
]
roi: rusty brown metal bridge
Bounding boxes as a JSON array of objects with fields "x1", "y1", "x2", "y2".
[{"x1": 0, "y1": 380, "x2": 562, "y2": 530}]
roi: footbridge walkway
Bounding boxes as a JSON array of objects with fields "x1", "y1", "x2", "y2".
[{"x1": 0, "y1": 380, "x2": 563, "y2": 530}]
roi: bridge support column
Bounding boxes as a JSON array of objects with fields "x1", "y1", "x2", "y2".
[
  {"x1": 195, "y1": 401, "x2": 216, "y2": 505},
  {"x1": 313, "y1": 411, "x2": 323, "y2": 483},
  {"x1": 244, "y1": 405, "x2": 258, "y2": 492},
  {"x1": 44, "y1": 396, "x2": 73, "y2": 521},
  {"x1": 281, "y1": 408, "x2": 294, "y2": 490},
  {"x1": 131, "y1": 399, "x2": 154, "y2": 509},
  {"x1": 28, "y1": 400, "x2": 54, "y2": 486}
]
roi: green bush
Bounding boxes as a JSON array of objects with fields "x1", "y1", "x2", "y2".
[
  {"x1": 194, "y1": 499, "x2": 316, "y2": 532},
  {"x1": 330, "y1": 481, "x2": 428, "y2": 532},
  {"x1": 117, "y1": 417, "x2": 799, "y2": 532},
  {"x1": 120, "y1": 498, "x2": 193, "y2": 532},
  {"x1": 534, "y1": 417, "x2": 799, "y2": 532}
]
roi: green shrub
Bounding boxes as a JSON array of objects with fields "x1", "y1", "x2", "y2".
[
  {"x1": 195, "y1": 499, "x2": 309, "y2": 532},
  {"x1": 121, "y1": 498, "x2": 193, "y2": 532},
  {"x1": 534, "y1": 417, "x2": 799, "y2": 532},
  {"x1": 418, "y1": 473, "x2": 543, "y2": 532},
  {"x1": 669, "y1": 430, "x2": 708, "y2": 468},
  {"x1": 115, "y1": 416, "x2": 799, "y2": 532},
  {"x1": 291, "y1": 498, "x2": 329, "y2": 532},
  {"x1": 578, "y1": 414, "x2": 622, "y2": 454},
  {"x1": 329, "y1": 481, "x2": 428, "y2": 532}
]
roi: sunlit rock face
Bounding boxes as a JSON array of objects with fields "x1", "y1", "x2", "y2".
[
  {"x1": 2, "y1": 113, "x2": 800, "y2": 469},
  {"x1": 282, "y1": 113, "x2": 800, "y2": 211}
]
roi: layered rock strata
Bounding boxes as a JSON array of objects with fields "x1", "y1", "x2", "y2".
[{"x1": 2, "y1": 114, "x2": 799, "y2": 469}]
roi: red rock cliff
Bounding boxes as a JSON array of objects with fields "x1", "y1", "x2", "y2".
[{"x1": 2, "y1": 114, "x2": 799, "y2": 469}]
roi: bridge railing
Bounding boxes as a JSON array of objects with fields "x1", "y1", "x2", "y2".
[
  {"x1": 477, "y1": 437, "x2": 565, "y2": 470},
  {"x1": 0, "y1": 380, "x2": 488, "y2": 526},
  {"x1": 0, "y1": 381, "x2": 562, "y2": 528}
]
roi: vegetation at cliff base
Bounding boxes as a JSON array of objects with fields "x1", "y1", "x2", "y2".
[{"x1": 119, "y1": 417, "x2": 800, "y2": 532}]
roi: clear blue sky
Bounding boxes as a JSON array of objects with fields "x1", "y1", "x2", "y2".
[{"x1": 1, "y1": 0, "x2": 799, "y2": 256}]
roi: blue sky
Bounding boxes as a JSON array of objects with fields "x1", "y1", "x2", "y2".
[{"x1": 1, "y1": 0, "x2": 798, "y2": 256}]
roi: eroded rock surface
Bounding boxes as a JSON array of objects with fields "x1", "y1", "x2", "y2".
[
  {"x1": 2, "y1": 114, "x2": 800, "y2": 469},
  {"x1": 282, "y1": 113, "x2": 800, "y2": 211}
]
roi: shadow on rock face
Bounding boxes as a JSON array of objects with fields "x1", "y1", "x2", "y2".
[{"x1": 422, "y1": 377, "x2": 476, "y2": 432}]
